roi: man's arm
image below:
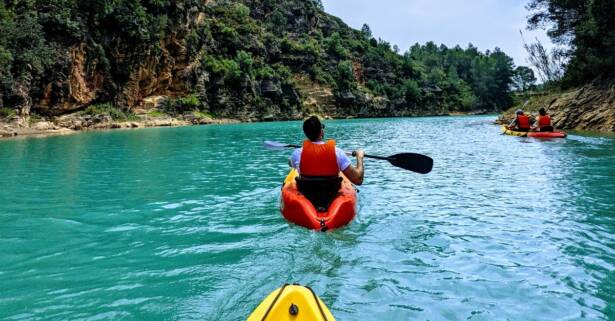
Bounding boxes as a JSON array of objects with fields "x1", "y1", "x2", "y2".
[
  {"x1": 342, "y1": 150, "x2": 364, "y2": 185},
  {"x1": 289, "y1": 148, "x2": 300, "y2": 168}
]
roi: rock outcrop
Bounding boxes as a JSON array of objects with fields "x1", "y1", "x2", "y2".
[
  {"x1": 1, "y1": 0, "x2": 505, "y2": 123},
  {"x1": 501, "y1": 81, "x2": 615, "y2": 132},
  {"x1": 548, "y1": 82, "x2": 615, "y2": 132}
]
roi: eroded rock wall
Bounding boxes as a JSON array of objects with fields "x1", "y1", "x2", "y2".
[{"x1": 549, "y1": 82, "x2": 615, "y2": 132}]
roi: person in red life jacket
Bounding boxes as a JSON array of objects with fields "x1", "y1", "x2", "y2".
[
  {"x1": 289, "y1": 116, "x2": 364, "y2": 210},
  {"x1": 532, "y1": 108, "x2": 554, "y2": 132},
  {"x1": 507, "y1": 109, "x2": 532, "y2": 132},
  {"x1": 290, "y1": 116, "x2": 364, "y2": 185}
]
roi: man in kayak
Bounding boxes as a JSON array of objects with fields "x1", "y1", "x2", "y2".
[
  {"x1": 507, "y1": 109, "x2": 532, "y2": 132},
  {"x1": 289, "y1": 116, "x2": 364, "y2": 209},
  {"x1": 532, "y1": 108, "x2": 554, "y2": 132},
  {"x1": 290, "y1": 116, "x2": 364, "y2": 185}
]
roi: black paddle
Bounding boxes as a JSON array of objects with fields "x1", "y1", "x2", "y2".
[{"x1": 264, "y1": 141, "x2": 433, "y2": 174}]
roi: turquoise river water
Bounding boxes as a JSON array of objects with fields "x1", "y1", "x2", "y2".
[{"x1": 0, "y1": 116, "x2": 614, "y2": 320}]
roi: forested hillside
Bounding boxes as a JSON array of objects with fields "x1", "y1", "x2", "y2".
[
  {"x1": 527, "y1": 0, "x2": 615, "y2": 87},
  {"x1": 0, "y1": 0, "x2": 519, "y2": 121},
  {"x1": 502, "y1": 0, "x2": 615, "y2": 132}
]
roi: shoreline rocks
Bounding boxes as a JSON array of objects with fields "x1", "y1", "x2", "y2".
[
  {"x1": 1, "y1": 109, "x2": 485, "y2": 140},
  {"x1": 499, "y1": 81, "x2": 615, "y2": 132},
  {"x1": 0, "y1": 113, "x2": 240, "y2": 140}
]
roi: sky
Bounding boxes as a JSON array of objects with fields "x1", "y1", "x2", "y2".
[{"x1": 321, "y1": 0, "x2": 555, "y2": 68}]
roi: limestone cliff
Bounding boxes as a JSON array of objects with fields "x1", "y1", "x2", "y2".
[
  {"x1": 1, "y1": 0, "x2": 515, "y2": 122},
  {"x1": 548, "y1": 82, "x2": 615, "y2": 132},
  {"x1": 501, "y1": 81, "x2": 615, "y2": 132}
]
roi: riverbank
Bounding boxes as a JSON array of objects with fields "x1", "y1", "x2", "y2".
[
  {"x1": 0, "y1": 112, "x2": 241, "y2": 139},
  {"x1": 497, "y1": 81, "x2": 615, "y2": 132},
  {"x1": 0, "y1": 109, "x2": 488, "y2": 140}
]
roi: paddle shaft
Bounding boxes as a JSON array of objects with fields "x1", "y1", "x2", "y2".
[
  {"x1": 264, "y1": 140, "x2": 433, "y2": 174},
  {"x1": 287, "y1": 143, "x2": 389, "y2": 160}
]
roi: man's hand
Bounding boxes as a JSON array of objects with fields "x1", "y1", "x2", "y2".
[
  {"x1": 354, "y1": 149, "x2": 365, "y2": 159},
  {"x1": 344, "y1": 149, "x2": 365, "y2": 185}
]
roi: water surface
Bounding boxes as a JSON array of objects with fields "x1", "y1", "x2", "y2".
[{"x1": 1, "y1": 116, "x2": 613, "y2": 320}]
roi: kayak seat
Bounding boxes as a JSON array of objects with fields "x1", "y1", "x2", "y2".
[
  {"x1": 296, "y1": 175, "x2": 342, "y2": 212},
  {"x1": 539, "y1": 125, "x2": 554, "y2": 132}
]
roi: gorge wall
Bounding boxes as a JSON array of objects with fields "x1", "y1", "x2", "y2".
[{"x1": 0, "y1": 0, "x2": 516, "y2": 123}]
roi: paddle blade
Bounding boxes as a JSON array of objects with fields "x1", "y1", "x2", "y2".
[
  {"x1": 388, "y1": 153, "x2": 433, "y2": 174},
  {"x1": 264, "y1": 141, "x2": 293, "y2": 150}
]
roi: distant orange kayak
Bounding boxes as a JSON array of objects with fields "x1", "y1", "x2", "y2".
[
  {"x1": 280, "y1": 168, "x2": 357, "y2": 231},
  {"x1": 501, "y1": 126, "x2": 567, "y2": 138}
]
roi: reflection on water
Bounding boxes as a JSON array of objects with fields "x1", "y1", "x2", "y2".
[{"x1": 0, "y1": 116, "x2": 613, "y2": 320}]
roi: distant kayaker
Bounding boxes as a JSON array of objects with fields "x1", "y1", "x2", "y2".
[
  {"x1": 290, "y1": 116, "x2": 365, "y2": 186},
  {"x1": 507, "y1": 109, "x2": 532, "y2": 132},
  {"x1": 533, "y1": 108, "x2": 554, "y2": 132}
]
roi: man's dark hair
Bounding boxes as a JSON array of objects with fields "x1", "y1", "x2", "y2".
[
  {"x1": 539, "y1": 108, "x2": 547, "y2": 116},
  {"x1": 303, "y1": 116, "x2": 322, "y2": 141}
]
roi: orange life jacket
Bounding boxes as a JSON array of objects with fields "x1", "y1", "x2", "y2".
[
  {"x1": 300, "y1": 140, "x2": 339, "y2": 177},
  {"x1": 517, "y1": 114, "x2": 531, "y2": 129},
  {"x1": 538, "y1": 115, "x2": 551, "y2": 127}
]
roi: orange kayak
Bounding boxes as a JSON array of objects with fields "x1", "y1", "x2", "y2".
[
  {"x1": 501, "y1": 126, "x2": 567, "y2": 138},
  {"x1": 280, "y1": 169, "x2": 357, "y2": 231}
]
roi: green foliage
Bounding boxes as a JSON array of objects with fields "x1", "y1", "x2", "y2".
[
  {"x1": 365, "y1": 42, "x2": 517, "y2": 111},
  {"x1": 459, "y1": 86, "x2": 478, "y2": 111},
  {"x1": 203, "y1": 55, "x2": 242, "y2": 83},
  {"x1": 0, "y1": 0, "x2": 520, "y2": 116},
  {"x1": 0, "y1": 107, "x2": 16, "y2": 119},
  {"x1": 231, "y1": 3, "x2": 250, "y2": 20},
  {"x1": 521, "y1": 35, "x2": 564, "y2": 85},
  {"x1": 270, "y1": 10, "x2": 286, "y2": 34},
  {"x1": 255, "y1": 65, "x2": 275, "y2": 80},
  {"x1": 512, "y1": 66, "x2": 537, "y2": 92},
  {"x1": 193, "y1": 110, "x2": 214, "y2": 119},
  {"x1": 403, "y1": 79, "x2": 421, "y2": 101},
  {"x1": 159, "y1": 95, "x2": 203, "y2": 115},
  {"x1": 309, "y1": 65, "x2": 335, "y2": 85},
  {"x1": 325, "y1": 32, "x2": 349, "y2": 59},
  {"x1": 147, "y1": 110, "x2": 166, "y2": 118},
  {"x1": 527, "y1": 0, "x2": 615, "y2": 85},
  {"x1": 84, "y1": 103, "x2": 136, "y2": 121},
  {"x1": 336, "y1": 60, "x2": 356, "y2": 90},
  {"x1": 361, "y1": 24, "x2": 372, "y2": 39},
  {"x1": 255, "y1": 64, "x2": 291, "y2": 83},
  {"x1": 236, "y1": 50, "x2": 253, "y2": 72}
]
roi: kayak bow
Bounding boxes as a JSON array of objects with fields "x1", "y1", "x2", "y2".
[{"x1": 246, "y1": 284, "x2": 335, "y2": 321}]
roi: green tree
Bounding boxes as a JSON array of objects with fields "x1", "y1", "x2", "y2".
[
  {"x1": 270, "y1": 9, "x2": 286, "y2": 34},
  {"x1": 527, "y1": 0, "x2": 615, "y2": 85},
  {"x1": 403, "y1": 79, "x2": 421, "y2": 102},
  {"x1": 311, "y1": 0, "x2": 324, "y2": 10},
  {"x1": 336, "y1": 60, "x2": 356, "y2": 90},
  {"x1": 512, "y1": 66, "x2": 537, "y2": 92},
  {"x1": 361, "y1": 23, "x2": 372, "y2": 39}
]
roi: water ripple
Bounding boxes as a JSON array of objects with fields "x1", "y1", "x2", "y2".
[{"x1": 0, "y1": 117, "x2": 613, "y2": 320}]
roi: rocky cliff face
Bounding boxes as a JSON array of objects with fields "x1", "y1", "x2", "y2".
[
  {"x1": 5, "y1": 0, "x2": 363, "y2": 120},
  {"x1": 1, "y1": 0, "x2": 505, "y2": 122},
  {"x1": 30, "y1": 5, "x2": 202, "y2": 115},
  {"x1": 548, "y1": 82, "x2": 615, "y2": 132},
  {"x1": 501, "y1": 81, "x2": 615, "y2": 132}
]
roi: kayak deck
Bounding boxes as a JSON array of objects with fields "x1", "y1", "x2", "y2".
[
  {"x1": 280, "y1": 168, "x2": 357, "y2": 231},
  {"x1": 246, "y1": 284, "x2": 335, "y2": 321},
  {"x1": 501, "y1": 126, "x2": 567, "y2": 138}
]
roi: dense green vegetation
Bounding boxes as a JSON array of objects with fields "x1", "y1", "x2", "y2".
[
  {"x1": 0, "y1": 0, "x2": 522, "y2": 119},
  {"x1": 527, "y1": 0, "x2": 615, "y2": 87},
  {"x1": 82, "y1": 103, "x2": 138, "y2": 121}
]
